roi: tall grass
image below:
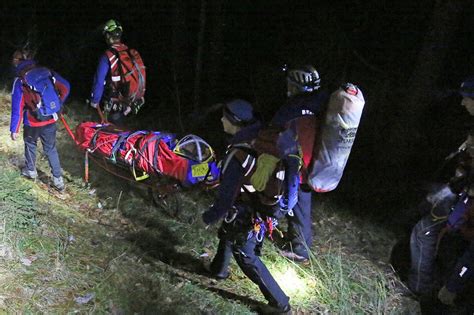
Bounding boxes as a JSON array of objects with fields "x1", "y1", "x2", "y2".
[{"x1": 0, "y1": 92, "x2": 415, "y2": 313}]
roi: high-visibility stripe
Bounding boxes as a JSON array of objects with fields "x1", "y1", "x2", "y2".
[
  {"x1": 243, "y1": 184, "x2": 256, "y2": 192},
  {"x1": 243, "y1": 156, "x2": 255, "y2": 177},
  {"x1": 110, "y1": 57, "x2": 119, "y2": 69},
  {"x1": 276, "y1": 170, "x2": 285, "y2": 180}
]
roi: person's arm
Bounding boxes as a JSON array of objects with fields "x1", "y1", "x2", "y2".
[
  {"x1": 438, "y1": 241, "x2": 474, "y2": 305},
  {"x1": 202, "y1": 157, "x2": 244, "y2": 225},
  {"x1": 90, "y1": 54, "x2": 110, "y2": 106},
  {"x1": 446, "y1": 241, "x2": 474, "y2": 292},
  {"x1": 52, "y1": 71, "x2": 70, "y2": 103},
  {"x1": 10, "y1": 78, "x2": 24, "y2": 138},
  {"x1": 285, "y1": 154, "x2": 301, "y2": 211}
]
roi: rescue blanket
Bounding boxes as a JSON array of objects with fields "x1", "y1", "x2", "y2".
[{"x1": 75, "y1": 122, "x2": 219, "y2": 186}]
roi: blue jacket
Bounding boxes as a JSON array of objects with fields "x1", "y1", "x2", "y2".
[
  {"x1": 90, "y1": 52, "x2": 110, "y2": 104},
  {"x1": 90, "y1": 42, "x2": 134, "y2": 104},
  {"x1": 10, "y1": 60, "x2": 70, "y2": 133},
  {"x1": 202, "y1": 120, "x2": 300, "y2": 224}
]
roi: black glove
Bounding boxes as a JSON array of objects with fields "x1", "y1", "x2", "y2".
[{"x1": 202, "y1": 208, "x2": 219, "y2": 225}]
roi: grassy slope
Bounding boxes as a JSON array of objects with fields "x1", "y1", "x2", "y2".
[{"x1": 0, "y1": 90, "x2": 418, "y2": 314}]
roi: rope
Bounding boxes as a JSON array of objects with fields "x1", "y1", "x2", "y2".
[{"x1": 59, "y1": 114, "x2": 79, "y2": 145}]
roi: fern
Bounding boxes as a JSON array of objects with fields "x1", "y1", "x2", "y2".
[{"x1": 0, "y1": 169, "x2": 38, "y2": 230}]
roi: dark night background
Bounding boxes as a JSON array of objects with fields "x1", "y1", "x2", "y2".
[{"x1": 0, "y1": 0, "x2": 473, "y2": 232}]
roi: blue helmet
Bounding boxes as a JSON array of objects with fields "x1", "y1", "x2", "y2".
[
  {"x1": 223, "y1": 99, "x2": 255, "y2": 126},
  {"x1": 460, "y1": 77, "x2": 474, "y2": 98}
]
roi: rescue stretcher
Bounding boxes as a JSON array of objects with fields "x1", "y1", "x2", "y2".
[{"x1": 60, "y1": 115, "x2": 220, "y2": 198}]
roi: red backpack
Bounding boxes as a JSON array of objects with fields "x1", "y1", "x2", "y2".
[{"x1": 105, "y1": 44, "x2": 146, "y2": 105}]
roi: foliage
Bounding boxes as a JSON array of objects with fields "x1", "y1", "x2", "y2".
[{"x1": 0, "y1": 158, "x2": 38, "y2": 230}]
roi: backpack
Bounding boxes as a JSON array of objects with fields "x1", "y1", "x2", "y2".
[
  {"x1": 307, "y1": 83, "x2": 365, "y2": 192},
  {"x1": 20, "y1": 66, "x2": 62, "y2": 121},
  {"x1": 223, "y1": 126, "x2": 300, "y2": 210},
  {"x1": 106, "y1": 45, "x2": 146, "y2": 108}
]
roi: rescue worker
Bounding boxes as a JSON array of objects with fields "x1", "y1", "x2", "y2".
[
  {"x1": 89, "y1": 19, "x2": 146, "y2": 125},
  {"x1": 272, "y1": 65, "x2": 328, "y2": 263},
  {"x1": 408, "y1": 77, "x2": 474, "y2": 311},
  {"x1": 202, "y1": 99, "x2": 294, "y2": 314},
  {"x1": 10, "y1": 48, "x2": 70, "y2": 191}
]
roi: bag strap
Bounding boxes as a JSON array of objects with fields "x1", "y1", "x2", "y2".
[
  {"x1": 222, "y1": 143, "x2": 256, "y2": 176},
  {"x1": 108, "y1": 47, "x2": 135, "y2": 82}
]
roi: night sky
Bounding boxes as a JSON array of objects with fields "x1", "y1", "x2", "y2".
[{"x1": 1, "y1": 0, "x2": 473, "y2": 223}]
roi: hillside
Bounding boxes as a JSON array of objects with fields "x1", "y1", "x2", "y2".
[{"x1": 0, "y1": 91, "x2": 418, "y2": 314}]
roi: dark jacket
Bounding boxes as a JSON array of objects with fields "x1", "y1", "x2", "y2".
[{"x1": 202, "y1": 121, "x2": 262, "y2": 225}]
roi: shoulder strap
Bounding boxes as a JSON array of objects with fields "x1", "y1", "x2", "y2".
[
  {"x1": 18, "y1": 64, "x2": 37, "y2": 85},
  {"x1": 107, "y1": 47, "x2": 126, "y2": 85},
  {"x1": 222, "y1": 143, "x2": 257, "y2": 177}
]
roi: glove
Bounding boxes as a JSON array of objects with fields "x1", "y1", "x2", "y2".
[
  {"x1": 250, "y1": 153, "x2": 279, "y2": 192},
  {"x1": 437, "y1": 286, "x2": 456, "y2": 305},
  {"x1": 132, "y1": 97, "x2": 145, "y2": 114},
  {"x1": 202, "y1": 208, "x2": 219, "y2": 225},
  {"x1": 123, "y1": 106, "x2": 132, "y2": 116},
  {"x1": 90, "y1": 102, "x2": 99, "y2": 109}
]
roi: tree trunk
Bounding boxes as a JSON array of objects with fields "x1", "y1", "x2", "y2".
[
  {"x1": 406, "y1": 0, "x2": 466, "y2": 121},
  {"x1": 193, "y1": 0, "x2": 207, "y2": 112},
  {"x1": 207, "y1": 0, "x2": 226, "y2": 104},
  {"x1": 400, "y1": 0, "x2": 467, "y2": 177},
  {"x1": 172, "y1": 0, "x2": 188, "y2": 132}
]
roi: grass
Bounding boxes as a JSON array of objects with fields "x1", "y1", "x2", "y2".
[{"x1": 0, "y1": 89, "x2": 418, "y2": 313}]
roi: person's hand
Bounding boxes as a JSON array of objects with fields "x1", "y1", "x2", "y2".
[
  {"x1": 438, "y1": 286, "x2": 456, "y2": 305},
  {"x1": 202, "y1": 209, "x2": 219, "y2": 225},
  {"x1": 10, "y1": 132, "x2": 18, "y2": 141},
  {"x1": 90, "y1": 102, "x2": 98, "y2": 109},
  {"x1": 123, "y1": 106, "x2": 132, "y2": 116}
]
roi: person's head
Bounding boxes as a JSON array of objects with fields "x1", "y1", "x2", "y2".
[
  {"x1": 286, "y1": 64, "x2": 321, "y2": 97},
  {"x1": 103, "y1": 19, "x2": 123, "y2": 45},
  {"x1": 221, "y1": 99, "x2": 255, "y2": 135},
  {"x1": 460, "y1": 77, "x2": 474, "y2": 116},
  {"x1": 11, "y1": 48, "x2": 35, "y2": 67}
]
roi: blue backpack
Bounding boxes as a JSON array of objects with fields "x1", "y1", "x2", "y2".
[{"x1": 21, "y1": 67, "x2": 62, "y2": 121}]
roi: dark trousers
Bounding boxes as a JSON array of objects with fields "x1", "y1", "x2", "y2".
[
  {"x1": 408, "y1": 214, "x2": 447, "y2": 295},
  {"x1": 287, "y1": 189, "x2": 313, "y2": 258},
  {"x1": 23, "y1": 123, "x2": 62, "y2": 178},
  {"x1": 211, "y1": 206, "x2": 290, "y2": 309}
]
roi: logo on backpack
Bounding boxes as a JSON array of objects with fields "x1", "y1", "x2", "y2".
[
  {"x1": 20, "y1": 66, "x2": 62, "y2": 121},
  {"x1": 106, "y1": 44, "x2": 146, "y2": 113}
]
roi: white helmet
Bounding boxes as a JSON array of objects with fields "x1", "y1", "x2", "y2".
[
  {"x1": 173, "y1": 134, "x2": 214, "y2": 163},
  {"x1": 286, "y1": 65, "x2": 321, "y2": 94}
]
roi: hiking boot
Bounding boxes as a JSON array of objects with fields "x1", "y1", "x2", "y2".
[
  {"x1": 52, "y1": 176, "x2": 65, "y2": 192},
  {"x1": 21, "y1": 167, "x2": 38, "y2": 180},
  {"x1": 202, "y1": 261, "x2": 229, "y2": 280},
  {"x1": 258, "y1": 303, "x2": 291, "y2": 315},
  {"x1": 279, "y1": 249, "x2": 309, "y2": 265}
]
